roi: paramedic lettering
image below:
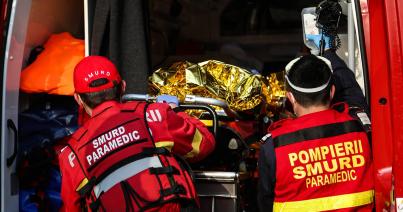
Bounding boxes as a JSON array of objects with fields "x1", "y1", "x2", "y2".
[
  {"x1": 87, "y1": 126, "x2": 141, "y2": 165},
  {"x1": 258, "y1": 54, "x2": 374, "y2": 211},
  {"x1": 60, "y1": 56, "x2": 215, "y2": 211},
  {"x1": 288, "y1": 140, "x2": 365, "y2": 187}
]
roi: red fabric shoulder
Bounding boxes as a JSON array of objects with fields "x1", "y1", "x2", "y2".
[
  {"x1": 269, "y1": 108, "x2": 354, "y2": 139},
  {"x1": 331, "y1": 102, "x2": 350, "y2": 114},
  {"x1": 71, "y1": 126, "x2": 88, "y2": 142},
  {"x1": 268, "y1": 118, "x2": 293, "y2": 131},
  {"x1": 118, "y1": 101, "x2": 142, "y2": 112}
]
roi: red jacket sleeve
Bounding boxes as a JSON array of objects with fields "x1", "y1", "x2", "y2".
[
  {"x1": 58, "y1": 145, "x2": 86, "y2": 212},
  {"x1": 146, "y1": 103, "x2": 215, "y2": 162}
]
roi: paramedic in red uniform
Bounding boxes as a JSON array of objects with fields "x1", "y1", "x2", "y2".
[
  {"x1": 58, "y1": 56, "x2": 215, "y2": 211},
  {"x1": 257, "y1": 52, "x2": 374, "y2": 211}
]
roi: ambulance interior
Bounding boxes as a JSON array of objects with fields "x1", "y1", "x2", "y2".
[{"x1": 1, "y1": 0, "x2": 368, "y2": 211}]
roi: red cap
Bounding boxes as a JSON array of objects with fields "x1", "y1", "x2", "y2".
[{"x1": 74, "y1": 56, "x2": 122, "y2": 93}]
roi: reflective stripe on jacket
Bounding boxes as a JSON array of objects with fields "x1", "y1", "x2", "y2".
[
  {"x1": 59, "y1": 100, "x2": 211, "y2": 211},
  {"x1": 270, "y1": 104, "x2": 374, "y2": 211}
]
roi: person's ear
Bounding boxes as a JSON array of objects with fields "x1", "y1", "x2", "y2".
[
  {"x1": 286, "y1": 91, "x2": 296, "y2": 105},
  {"x1": 121, "y1": 80, "x2": 126, "y2": 93},
  {"x1": 74, "y1": 93, "x2": 93, "y2": 116},
  {"x1": 74, "y1": 93, "x2": 83, "y2": 106},
  {"x1": 330, "y1": 85, "x2": 335, "y2": 100}
]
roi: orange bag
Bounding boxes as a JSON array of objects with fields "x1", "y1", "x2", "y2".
[{"x1": 20, "y1": 32, "x2": 84, "y2": 95}]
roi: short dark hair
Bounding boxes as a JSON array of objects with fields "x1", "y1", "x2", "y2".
[
  {"x1": 285, "y1": 55, "x2": 333, "y2": 107},
  {"x1": 79, "y1": 78, "x2": 122, "y2": 109}
]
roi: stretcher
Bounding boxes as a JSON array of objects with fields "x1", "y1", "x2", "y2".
[{"x1": 122, "y1": 94, "x2": 263, "y2": 212}]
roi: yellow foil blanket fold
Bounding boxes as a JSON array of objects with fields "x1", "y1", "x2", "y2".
[{"x1": 149, "y1": 60, "x2": 285, "y2": 116}]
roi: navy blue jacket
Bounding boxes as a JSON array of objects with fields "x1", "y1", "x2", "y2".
[{"x1": 325, "y1": 51, "x2": 369, "y2": 113}]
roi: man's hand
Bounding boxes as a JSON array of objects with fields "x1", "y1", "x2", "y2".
[{"x1": 156, "y1": 94, "x2": 179, "y2": 108}]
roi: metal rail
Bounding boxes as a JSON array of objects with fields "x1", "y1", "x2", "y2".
[{"x1": 184, "y1": 95, "x2": 241, "y2": 119}]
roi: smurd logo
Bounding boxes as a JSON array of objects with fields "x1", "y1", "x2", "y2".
[
  {"x1": 288, "y1": 140, "x2": 366, "y2": 188},
  {"x1": 84, "y1": 70, "x2": 111, "y2": 82}
]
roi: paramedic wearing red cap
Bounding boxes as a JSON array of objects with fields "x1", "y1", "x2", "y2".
[
  {"x1": 58, "y1": 56, "x2": 215, "y2": 211},
  {"x1": 257, "y1": 54, "x2": 374, "y2": 211}
]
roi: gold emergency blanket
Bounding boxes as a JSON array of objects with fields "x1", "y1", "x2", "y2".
[{"x1": 149, "y1": 60, "x2": 285, "y2": 115}]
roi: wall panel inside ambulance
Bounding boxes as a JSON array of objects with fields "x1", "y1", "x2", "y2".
[
  {"x1": 1, "y1": 0, "x2": 83, "y2": 211},
  {"x1": 0, "y1": 0, "x2": 371, "y2": 211}
]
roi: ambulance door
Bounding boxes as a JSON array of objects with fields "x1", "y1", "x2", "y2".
[
  {"x1": 1, "y1": 0, "x2": 31, "y2": 211},
  {"x1": 366, "y1": 0, "x2": 403, "y2": 210}
]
